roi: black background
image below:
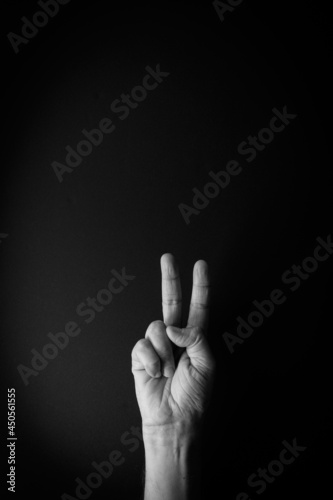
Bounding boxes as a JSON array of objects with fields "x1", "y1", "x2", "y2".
[{"x1": 1, "y1": 1, "x2": 332, "y2": 499}]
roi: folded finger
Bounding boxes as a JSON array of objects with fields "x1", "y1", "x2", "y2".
[
  {"x1": 145, "y1": 320, "x2": 175, "y2": 378},
  {"x1": 131, "y1": 338, "x2": 161, "y2": 378}
]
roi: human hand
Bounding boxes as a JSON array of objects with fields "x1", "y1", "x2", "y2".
[{"x1": 131, "y1": 254, "x2": 216, "y2": 433}]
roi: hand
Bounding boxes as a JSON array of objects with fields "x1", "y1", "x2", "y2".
[{"x1": 131, "y1": 254, "x2": 216, "y2": 432}]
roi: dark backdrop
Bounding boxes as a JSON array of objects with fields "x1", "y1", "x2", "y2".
[{"x1": 1, "y1": 1, "x2": 332, "y2": 499}]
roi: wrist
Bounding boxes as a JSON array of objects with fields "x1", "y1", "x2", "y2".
[
  {"x1": 143, "y1": 422, "x2": 203, "y2": 500},
  {"x1": 143, "y1": 420, "x2": 202, "y2": 450}
]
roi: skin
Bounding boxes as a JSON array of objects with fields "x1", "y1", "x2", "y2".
[{"x1": 131, "y1": 253, "x2": 216, "y2": 500}]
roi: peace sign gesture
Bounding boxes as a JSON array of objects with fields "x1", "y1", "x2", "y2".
[{"x1": 131, "y1": 254, "x2": 216, "y2": 431}]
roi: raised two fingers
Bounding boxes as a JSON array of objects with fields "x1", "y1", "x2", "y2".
[
  {"x1": 132, "y1": 256, "x2": 211, "y2": 380},
  {"x1": 166, "y1": 261, "x2": 214, "y2": 374},
  {"x1": 161, "y1": 254, "x2": 210, "y2": 331}
]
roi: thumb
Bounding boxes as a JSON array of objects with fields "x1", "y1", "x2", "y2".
[{"x1": 166, "y1": 326, "x2": 215, "y2": 374}]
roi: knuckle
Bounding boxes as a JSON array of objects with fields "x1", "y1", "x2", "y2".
[
  {"x1": 133, "y1": 338, "x2": 148, "y2": 355},
  {"x1": 192, "y1": 301, "x2": 209, "y2": 310},
  {"x1": 162, "y1": 298, "x2": 182, "y2": 306},
  {"x1": 146, "y1": 319, "x2": 165, "y2": 338}
]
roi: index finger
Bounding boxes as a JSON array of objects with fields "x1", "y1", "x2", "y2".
[
  {"x1": 187, "y1": 259, "x2": 211, "y2": 332},
  {"x1": 161, "y1": 253, "x2": 182, "y2": 327}
]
